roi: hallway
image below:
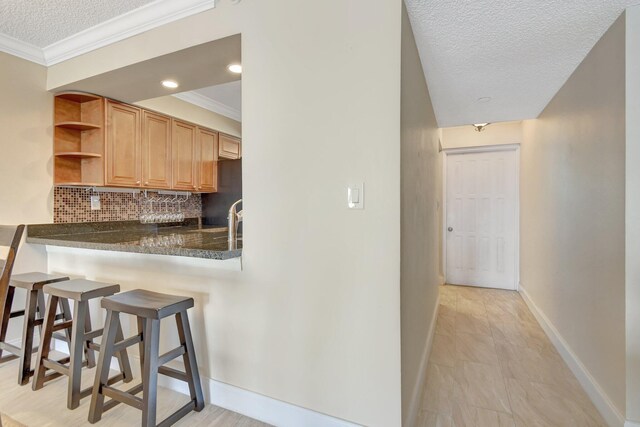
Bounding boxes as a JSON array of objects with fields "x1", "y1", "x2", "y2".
[{"x1": 418, "y1": 285, "x2": 606, "y2": 427}]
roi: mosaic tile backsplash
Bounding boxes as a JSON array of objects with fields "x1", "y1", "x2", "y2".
[{"x1": 54, "y1": 187, "x2": 203, "y2": 223}]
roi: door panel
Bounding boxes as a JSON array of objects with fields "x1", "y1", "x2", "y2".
[
  {"x1": 172, "y1": 120, "x2": 197, "y2": 191},
  {"x1": 446, "y1": 149, "x2": 518, "y2": 290},
  {"x1": 105, "y1": 100, "x2": 141, "y2": 186},
  {"x1": 197, "y1": 128, "x2": 218, "y2": 193},
  {"x1": 142, "y1": 111, "x2": 171, "y2": 189}
]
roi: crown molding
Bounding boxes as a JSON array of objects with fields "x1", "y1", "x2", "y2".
[
  {"x1": 0, "y1": 0, "x2": 215, "y2": 67},
  {"x1": 0, "y1": 32, "x2": 46, "y2": 65},
  {"x1": 174, "y1": 91, "x2": 242, "y2": 122},
  {"x1": 44, "y1": 0, "x2": 216, "y2": 65}
]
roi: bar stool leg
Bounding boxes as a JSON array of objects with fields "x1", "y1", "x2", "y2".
[
  {"x1": 114, "y1": 322, "x2": 134, "y2": 383},
  {"x1": 0, "y1": 286, "x2": 16, "y2": 362},
  {"x1": 142, "y1": 319, "x2": 160, "y2": 427},
  {"x1": 18, "y1": 289, "x2": 38, "y2": 385},
  {"x1": 176, "y1": 311, "x2": 204, "y2": 411},
  {"x1": 59, "y1": 298, "x2": 73, "y2": 348},
  {"x1": 36, "y1": 290, "x2": 46, "y2": 336},
  {"x1": 83, "y1": 308, "x2": 96, "y2": 368},
  {"x1": 68, "y1": 300, "x2": 89, "y2": 409},
  {"x1": 33, "y1": 294, "x2": 59, "y2": 391},
  {"x1": 136, "y1": 317, "x2": 146, "y2": 374},
  {"x1": 88, "y1": 310, "x2": 119, "y2": 424}
]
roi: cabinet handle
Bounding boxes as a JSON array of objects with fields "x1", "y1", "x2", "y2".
[
  {"x1": 136, "y1": 180, "x2": 141, "y2": 185},
  {"x1": 144, "y1": 182, "x2": 149, "y2": 186}
]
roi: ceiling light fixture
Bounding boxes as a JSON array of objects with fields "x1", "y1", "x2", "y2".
[
  {"x1": 477, "y1": 97, "x2": 492, "y2": 103},
  {"x1": 472, "y1": 123, "x2": 490, "y2": 132},
  {"x1": 227, "y1": 64, "x2": 242, "y2": 74},
  {"x1": 161, "y1": 80, "x2": 179, "y2": 89}
]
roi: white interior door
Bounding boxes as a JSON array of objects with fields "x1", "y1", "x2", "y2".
[{"x1": 445, "y1": 148, "x2": 518, "y2": 290}]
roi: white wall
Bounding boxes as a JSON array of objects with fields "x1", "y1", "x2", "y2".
[
  {"x1": 440, "y1": 121, "x2": 522, "y2": 150},
  {"x1": 626, "y1": 5, "x2": 640, "y2": 423},
  {"x1": 44, "y1": 1, "x2": 403, "y2": 425},
  {"x1": 0, "y1": 52, "x2": 51, "y2": 341},
  {"x1": 400, "y1": 4, "x2": 441, "y2": 426},
  {"x1": 520, "y1": 13, "x2": 626, "y2": 419}
]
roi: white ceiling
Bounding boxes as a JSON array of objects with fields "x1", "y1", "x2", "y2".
[
  {"x1": 0, "y1": 0, "x2": 154, "y2": 47},
  {"x1": 405, "y1": 0, "x2": 639, "y2": 127},
  {"x1": 194, "y1": 81, "x2": 241, "y2": 114}
]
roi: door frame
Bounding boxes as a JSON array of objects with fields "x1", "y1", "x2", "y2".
[{"x1": 441, "y1": 143, "x2": 521, "y2": 290}]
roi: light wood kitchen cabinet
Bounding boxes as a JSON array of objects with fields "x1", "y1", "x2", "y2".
[
  {"x1": 219, "y1": 133, "x2": 242, "y2": 160},
  {"x1": 142, "y1": 111, "x2": 172, "y2": 189},
  {"x1": 197, "y1": 128, "x2": 219, "y2": 192},
  {"x1": 105, "y1": 100, "x2": 141, "y2": 187},
  {"x1": 172, "y1": 120, "x2": 198, "y2": 191}
]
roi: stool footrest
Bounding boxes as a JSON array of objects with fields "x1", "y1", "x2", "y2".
[
  {"x1": 9, "y1": 310, "x2": 25, "y2": 319},
  {"x1": 52, "y1": 332, "x2": 70, "y2": 342},
  {"x1": 0, "y1": 355, "x2": 18, "y2": 364},
  {"x1": 158, "y1": 365, "x2": 188, "y2": 382},
  {"x1": 52, "y1": 320, "x2": 73, "y2": 332},
  {"x1": 158, "y1": 401, "x2": 197, "y2": 427},
  {"x1": 102, "y1": 383, "x2": 144, "y2": 411},
  {"x1": 84, "y1": 328, "x2": 104, "y2": 341},
  {"x1": 0, "y1": 342, "x2": 21, "y2": 356},
  {"x1": 87, "y1": 342, "x2": 100, "y2": 352},
  {"x1": 158, "y1": 345, "x2": 186, "y2": 367},
  {"x1": 42, "y1": 358, "x2": 70, "y2": 377},
  {"x1": 113, "y1": 334, "x2": 142, "y2": 353},
  {"x1": 80, "y1": 373, "x2": 125, "y2": 400}
]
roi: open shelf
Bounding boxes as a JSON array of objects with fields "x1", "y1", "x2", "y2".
[
  {"x1": 55, "y1": 92, "x2": 102, "y2": 103},
  {"x1": 55, "y1": 121, "x2": 101, "y2": 131},
  {"x1": 55, "y1": 152, "x2": 102, "y2": 159}
]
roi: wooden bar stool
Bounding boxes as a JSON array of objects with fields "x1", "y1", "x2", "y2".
[
  {"x1": 1, "y1": 273, "x2": 70, "y2": 385},
  {"x1": 33, "y1": 279, "x2": 134, "y2": 410},
  {"x1": 89, "y1": 289, "x2": 204, "y2": 426}
]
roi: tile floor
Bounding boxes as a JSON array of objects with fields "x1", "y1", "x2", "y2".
[{"x1": 417, "y1": 284, "x2": 607, "y2": 427}]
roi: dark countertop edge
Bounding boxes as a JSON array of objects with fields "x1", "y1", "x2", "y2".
[{"x1": 27, "y1": 237, "x2": 242, "y2": 261}]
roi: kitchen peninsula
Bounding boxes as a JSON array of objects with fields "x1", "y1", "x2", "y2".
[{"x1": 27, "y1": 219, "x2": 242, "y2": 260}]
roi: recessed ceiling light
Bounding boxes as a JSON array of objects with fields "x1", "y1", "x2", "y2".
[
  {"x1": 227, "y1": 64, "x2": 242, "y2": 74},
  {"x1": 162, "y1": 80, "x2": 179, "y2": 89},
  {"x1": 477, "y1": 97, "x2": 492, "y2": 103}
]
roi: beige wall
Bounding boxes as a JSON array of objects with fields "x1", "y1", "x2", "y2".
[
  {"x1": 44, "y1": 1, "x2": 403, "y2": 425},
  {"x1": 400, "y1": 5, "x2": 441, "y2": 426},
  {"x1": 520, "y1": 13, "x2": 626, "y2": 418},
  {"x1": 441, "y1": 121, "x2": 522, "y2": 150},
  {"x1": 626, "y1": 6, "x2": 640, "y2": 423},
  {"x1": 135, "y1": 96, "x2": 241, "y2": 138},
  {"x1": 0, "y1": 52, "x2": 51, "y2": 341}
]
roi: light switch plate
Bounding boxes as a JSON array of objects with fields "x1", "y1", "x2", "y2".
[
  {"x1": 90, "y1": 195, "x2": 101, "y2": 211},
  {"x1": 347, "y1": 183, "x2": 364, "y2": 209}
]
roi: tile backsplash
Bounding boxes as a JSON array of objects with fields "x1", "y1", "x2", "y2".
[{"x1": 54, "y1": 187, "x2": 202, "y2": 223}]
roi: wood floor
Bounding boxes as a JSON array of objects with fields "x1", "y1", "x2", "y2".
[
  {"x1": 0, "y1": 353, "x2": 269, "y2": 427},
  {"x1": 418, "y1": 284, "x2": 607, "y2": 427}
]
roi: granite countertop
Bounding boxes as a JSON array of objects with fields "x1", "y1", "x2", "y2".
[{"x1": 27, "y1": 219, "x2": 242, "y2": 260}]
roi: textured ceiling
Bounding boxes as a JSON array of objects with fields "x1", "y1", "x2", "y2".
[
  {"x1": 0, "y1": 0, "x2": 154, "y2": 47},
  {"x1": 405, "y1": 0, "x2": 638, "y2": 127}
]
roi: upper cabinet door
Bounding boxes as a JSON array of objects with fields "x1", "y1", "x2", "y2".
[
  {"x1": 197, "y1": 128, "x2": 218, "y2": 193},
  {"x1": 106, "y1": 100, "x2": 141, "y2": 187},
  {"x1": 142, "y1": 111, "x2": 172, "y2": 189},
  {"x1": 172, "y1": 120, "x2": 198, "y2": 191},
  {"x1": 219, "y1": 133, "x2": 242, "y2": 160}
]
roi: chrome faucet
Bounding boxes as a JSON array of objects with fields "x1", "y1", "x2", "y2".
[{"x1": 228, "y1": 199, "x2": 243, "y2": 250}]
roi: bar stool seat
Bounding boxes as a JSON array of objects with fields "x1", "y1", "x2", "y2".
[
  {"x1": 102, "y1": 289, "x2": 193, "y2": 319},
  {"x1": 89, "y1": 289, "x2": 204, "y2": 426},
  {"x1": 0, "y1": 272, "x2": 70, "y2": 385},
  {"x1": 33, "y1": 279, "x2": 133, "y2": 410},
  {"x1": 44, "y1": 279, "x2": 120, "y2": 302}
]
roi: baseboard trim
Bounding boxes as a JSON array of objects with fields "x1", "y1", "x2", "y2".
[
  {"x1": 403, "y1": 291, "x2": 440, "y2": 427},
  {"x1": 519, "y1": 286, "x2": 625, "y2": 427},
  {"x1": 54, "y1": 341, "x2": 360, "y2": 427}
]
